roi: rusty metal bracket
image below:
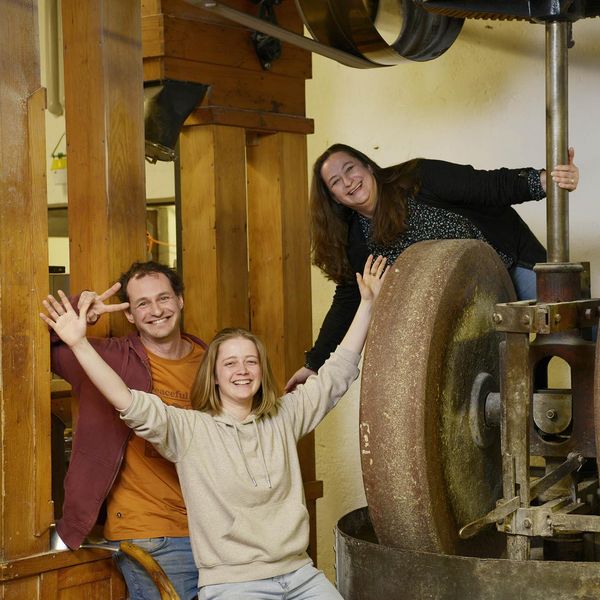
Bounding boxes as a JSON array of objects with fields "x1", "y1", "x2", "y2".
[
  {"x1": 509, "y1": 496, "x2": 600, "y2": 537},
  {"x1": 493, "y1": 298, "x2": 600, "y2": 334}
]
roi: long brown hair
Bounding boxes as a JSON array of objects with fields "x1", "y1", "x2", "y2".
[
  {"x1": 191, "y1": 328, "x2": 280, "y2": 418},
  {"x1": 311, "y1": 144, "x2": 421, "y2": 283}
]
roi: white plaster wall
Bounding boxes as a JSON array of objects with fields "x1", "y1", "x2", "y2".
[{"x1": 306, "y1": 18, "x2": 600, "y2": 581}]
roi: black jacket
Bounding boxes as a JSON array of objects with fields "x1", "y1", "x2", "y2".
[{"x1": 305, "y1": 159, "x2": 546, "y2": 371}]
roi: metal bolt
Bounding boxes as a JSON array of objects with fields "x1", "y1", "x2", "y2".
[
  {"x1": 492, "y1": 313, "x2": 503, "y2": 324},
  {"x1": 546, "y1": 409, "x2": 557, "y2": 420},
  {"x1": 504, "y1": 525, "x2": 512, "y2": 533},
  {"x1": 521, "y1": 314, "x2": 531, "y2": 325},
  {"x1": 554, "y1": 313, "x2": 562, "y2": 324},
  {"x1": 523, "y1": 518, "x2": 532, "y2": 529}
]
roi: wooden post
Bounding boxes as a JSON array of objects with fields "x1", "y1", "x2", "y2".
[
  {"x1": 246, "y1": 132, "x2": 320, "y2": 558},
  {"x1": 179, "y1": 125, "x2": 250, "y2": 340},
  {"x1": 62, "y1": 0, "x2": 147, "y2": 336},
  {"x1": 0, "y1": 0, "x2": 51, "y2": 565}
]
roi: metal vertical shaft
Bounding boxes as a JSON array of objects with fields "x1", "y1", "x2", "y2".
[{"x1": 545, "y1": 21, "x2": 570, "y2": 263}]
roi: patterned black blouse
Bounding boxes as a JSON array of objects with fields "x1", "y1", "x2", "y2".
[{"x1": 357, "y1": 168, "x2": 544, "y2": 270}]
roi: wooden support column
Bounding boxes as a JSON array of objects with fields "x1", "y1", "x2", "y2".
[
  {"x1": 1, "y1": 0, "x2": 51, "y2": 564},
  {"x1": 0, "y1": 0, "x2": 51, "y2": 564},
  {"x1": 179, "y1": 125, "x2": 249, "y2": 341},
  {"x1": 246, "y1": 132, "x2": 321, "y2": 558},
  {"x1": 62, "y1": 0, "x2": 146, "y2": 336}
]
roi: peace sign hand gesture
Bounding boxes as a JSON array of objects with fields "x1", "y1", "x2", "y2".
[{"x1": 77, "y1": 282, "x2": 130, "y2": 325}]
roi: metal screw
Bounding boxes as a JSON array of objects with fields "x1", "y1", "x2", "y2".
[
  {"x1": 546, "y1": 409, "x2": 557, "y2": 420},
  {"x1": 492, "y1": 313, "x2": 503, "y2": 324},
  {"x1": 523, "y1": 518, "x2": 532, "y2": 529},
  {"x1": 554, "y1": 313, "x2": 562, "y2": 324},
  {"x1": 521, "y1": 314, "x2": 531, "y2": 325}
]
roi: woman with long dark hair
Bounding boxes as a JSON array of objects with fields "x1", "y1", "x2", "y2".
[{"x1": 286, "y1": 143, "x2": 579, "y2": 390}]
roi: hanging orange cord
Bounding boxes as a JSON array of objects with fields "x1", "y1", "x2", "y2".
[{"x1": 146, "y1": 231, "x2": 176, "y2": 254}]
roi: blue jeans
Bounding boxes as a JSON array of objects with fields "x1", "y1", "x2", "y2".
[
  {"x1": 114, "y1": 536, "x2": 198, "y2": 600},
  {"x1": 510, "y1": 265, "x2": 536, "y2": 300},
  {"x1": 198, "y1": 564, "x2": 342, "y2": 600}
]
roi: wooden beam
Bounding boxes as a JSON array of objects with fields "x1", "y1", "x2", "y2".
[
  {"x1": 179, "y1": 125, "x2": 250, "y2": 341},
  {"x1": 246, "y1": 132, "x2": 312, "y2": 383},
  {"x1": 246, "y1": 132, "x2": 320, "y2": 559},
  {"x1": 0, "y1": 0, "x2": 51, "y2": 561},
  {"x1": 61, "y1": 0, "x2": 147, "y2": 337}
]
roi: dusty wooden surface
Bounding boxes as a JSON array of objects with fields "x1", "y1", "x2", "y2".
[{"x1": 62, "y1": 0, "x2": 147, "y2": 337}]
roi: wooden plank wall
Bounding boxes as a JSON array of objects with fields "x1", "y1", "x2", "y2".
[
  {"x1": 0, "y1": 0, "x2": 52, "y2": 565},
  {"x1": 62, "y1": 0, "x2": 147, "y2": 337},
  {"x1": 179, "y1": 125, "x2": 250, "y2": 340}
]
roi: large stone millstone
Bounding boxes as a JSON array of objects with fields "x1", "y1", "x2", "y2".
[{"x1": 360, "y1": 239, "x2": 515, "y2": 556}]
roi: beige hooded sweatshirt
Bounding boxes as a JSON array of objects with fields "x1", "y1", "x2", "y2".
[{"x1": 120, "y1": 346, "x2": 360, "y2": 588}]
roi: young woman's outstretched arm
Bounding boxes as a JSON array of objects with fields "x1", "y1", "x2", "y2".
[
  {"x1": 338, "y1": 254, "x2": 387, "y2": 355},
  {"x1": 40, "y1": 291, "x2": 133, "y2": 411}
]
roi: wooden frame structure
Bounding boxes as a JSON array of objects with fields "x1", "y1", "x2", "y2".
[{"x1": 0, "y1": 0, "x2": 316, "y2": 596}]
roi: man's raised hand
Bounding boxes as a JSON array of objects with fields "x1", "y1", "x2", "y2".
[{"x1": 78, "y1": 282, "x2": 130, "y2": 325}]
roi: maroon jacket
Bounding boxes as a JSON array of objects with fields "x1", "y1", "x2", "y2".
[{"x1": 51, "y1": 330, "x2": 206, "y2": 549}]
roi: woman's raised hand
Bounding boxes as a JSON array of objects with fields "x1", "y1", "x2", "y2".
[
  {"x1": 40, "y1": 290, "x2": 93, "y2": 348},
  {"x1": 357, "y1": 254, "x2": 387, "y2": 302}
]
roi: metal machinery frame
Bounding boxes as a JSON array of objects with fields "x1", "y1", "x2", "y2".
[{"x1": 461, "y1": 11, "x2": 600, "y2": 562}]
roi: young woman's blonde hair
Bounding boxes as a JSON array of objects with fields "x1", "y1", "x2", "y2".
[{"x1": 191, "y1": 328, "x2": 280, "y2": 418}]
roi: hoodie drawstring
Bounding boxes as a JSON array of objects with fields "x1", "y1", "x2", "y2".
[
  {"x1": 230, "y1": 418, "x2": 272, "y2": 489},
  {"x1": 232, "y1": 425, "x2": 257, "y2": 487},
  {"x1": 253, "y1": 419, "x2": 272, "y2": 489}
]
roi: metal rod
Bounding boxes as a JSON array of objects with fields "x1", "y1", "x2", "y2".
[
  {"x1": 545, "y1": 21, "x2": 570, "y2": 263},
  {"x1": 501, "y1": 334, "x2": 532, "y2": 560},
  {"x1": 186, "y1": 0, "x2": 380, "y2": 69}
]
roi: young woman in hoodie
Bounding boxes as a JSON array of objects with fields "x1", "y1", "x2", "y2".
[{"x1": 40, "y1": 255, "x2": 387, "y2": 600}]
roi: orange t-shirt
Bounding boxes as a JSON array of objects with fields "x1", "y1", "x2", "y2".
[{"x1": 104, "y1": 339, "x2": 204, "y2": 540}]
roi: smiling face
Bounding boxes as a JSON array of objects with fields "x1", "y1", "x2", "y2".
[
  {"x1": 214, "y1": 337, "x2": 262, "y2": 418},
  {"x1": 320, "y1": 151, "x2": 378, "y2": 217},
  {"x1": 124, "y1": 272, "x2": 183, "y2": 346}
]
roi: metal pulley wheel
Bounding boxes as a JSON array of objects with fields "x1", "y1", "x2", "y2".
[
  {"x1": 360, "y1": 239, "x2": 515, "y2": 556},
  {"x1": 294, "y1": 0, "x2": 464, "y2": 65}
]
